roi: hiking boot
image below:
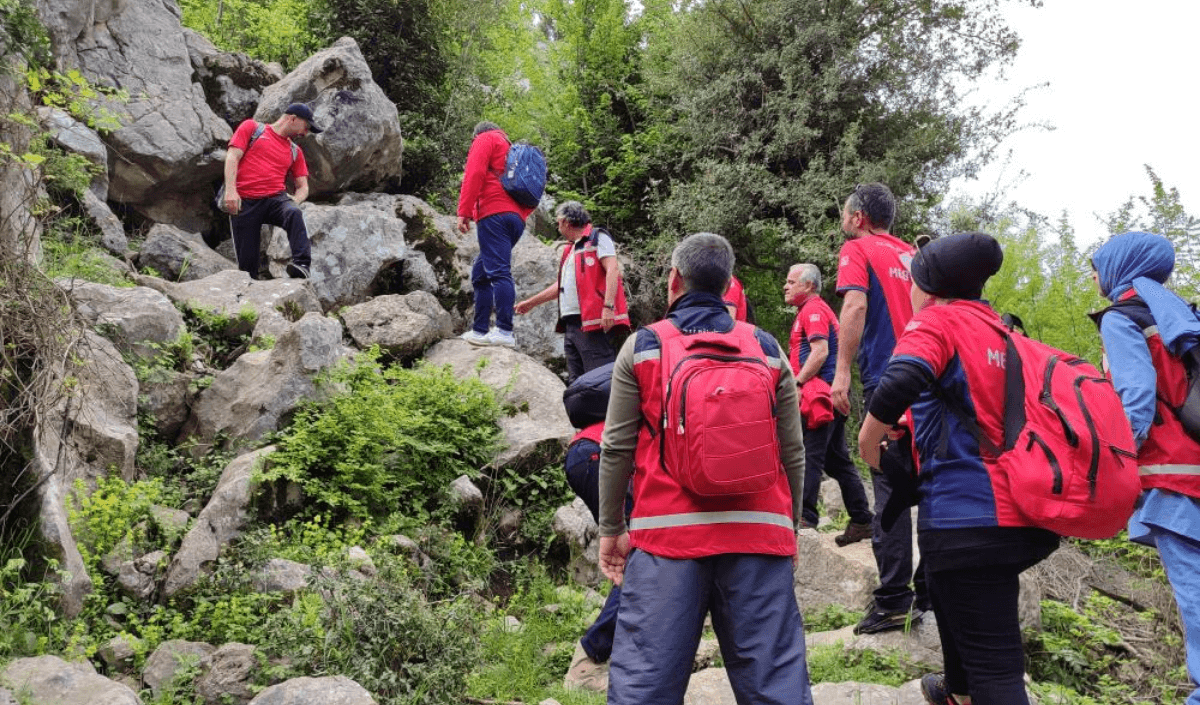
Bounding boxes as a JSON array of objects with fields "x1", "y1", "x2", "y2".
[
  {"x1": 460, "y1": 330, "x2": 491, "y2": 346},
  {"x1": 563, "y1": 642, "x2": 609, "y2": 692},
  {"x1": 285, "y1": 262, "x2": 310, "y2": 279},
  {"x1": 853, "y1": 602, "x2": 920, "y2": 635},
  {"x1": 920, "y1": 672, "x2": 965, "y2": 705},
  {"x1": 486, "y1": 329, "x2": 517, "y2": 347},
  {"x1": 835, "y1": 521, "x2": 872, "y2": 547}
]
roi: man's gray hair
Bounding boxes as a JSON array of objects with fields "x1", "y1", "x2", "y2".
[
  {"x1": 671, "y1": 232, "x2": 734, "y2": 295},
  {"x1": 845, "y1": 182, "x2": 896, "y2": 231},
  {"x1": 790, "y1": 263, "x2": 822, "y2": 291},
  {"x1": 473, "y1": 120, "x2": 501, "y2": 136},
  {"x1": 555, "y1": 201, "x2": 591, "y2": 227}
]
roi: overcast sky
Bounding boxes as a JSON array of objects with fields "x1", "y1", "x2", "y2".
[{"x1": 947, "y1": 1, "x2": 1199, "y2": 246}]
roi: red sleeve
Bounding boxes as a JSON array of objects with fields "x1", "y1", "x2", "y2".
[
  {"x1": 835, "y1": 240, "x2": 867, "y2": 295},
  {"x1": 289, "y1": 148, "x2": 309, "y2": 179},
  {"x1": 799, "y1": 302, "x2": 832, "y2": 341},
  {"x1": 229, "y1": 120, "x2": 257, "y2": 151},
  {"x1": 457, "y1": 133, "x2": 494, "y2": 219},
  {"x1": 892, "y1": 310, "x2": 954, "y2": 378}
]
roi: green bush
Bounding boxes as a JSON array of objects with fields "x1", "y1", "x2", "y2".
[
  {"x1": 805, "y1": 643, "x2": 919, "y2": 687},
  {"x1": 263, "y1": 352, "x2": 503, "y2": 523}
]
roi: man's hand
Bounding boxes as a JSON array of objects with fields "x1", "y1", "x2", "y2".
[
  {"x1": 831, "y1": 372, "x2": 852, "y2": 416},
  {"x1": 457, "y1": 216, "x2": 472, "y2": 234},
  {"x1": 222, "y1": 188, "x2": 241, "y2": 215},
  {"x1": 858, "y1": 434, "x2": 884, "y2": 471},
  {"x1": 599, "y1": 533, "x2": 631, "y2": 585},
  {"x1": 514, "y1": 299, "x2": 533, "y2": 315},
  {"x1": 601, "y1": 307, "x2": 615, "y2": 331}
]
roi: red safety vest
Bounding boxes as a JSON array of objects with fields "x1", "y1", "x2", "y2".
[
  {"x1": 1100, "y1": 302, "x2": 1200, "y2": 499},
  {"x1": 571, "y1": 422, "x2": 604, "y2": 447},
  {"x1": 556, "y1": 228, "x2": 631, "y2": 334},
  {"x1": 626, "y1": 321, "x2": 796, "y2": 559}
]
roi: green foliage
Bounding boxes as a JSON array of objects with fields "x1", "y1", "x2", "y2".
[
  {"x1": 0, "y1": 529, "x2": 63, "y2": 659},
  {"x1": 0, "y1": 0, "x2": 51, "y2": 70},
  {"x1": 179, "y1": 303, "x2": 256, "y2": 367},
  {"x1": 466, "y1": 566, "x2": 598, "y2": 701},
  {"x1": 25, "y1": 67, "x2": 126, "y2": 133},
  {"x1": 180, "y1": 0, "x2": 323, "y2": 69},
  {"x1": 66, "y1": 477, "x2": 183, "y2": 574},
  {"x1": 1103, "y1": 165, "x2": 1200, "y2": 300},
  {"x1": 805, "y1": 643, "x2": 920, "y2": 686},
  {"x1": 1072, "y1": 533, "x2": 1164, "y2": 581},
  {"x1": 264, "y1": 352, "x2": 504, "y2": 522},
  {"x1": 136, "y1": 434, "x2": 233, "y2": 512},
  {"x1": 803, "y1": 603, "x2": 860, "y2": 633},
  {"x1": 40, "y1": 233, "x2": 130, "y2": 286},
  {"x1": 257, "y1": 557, "x2": 481, "y2": 705}
]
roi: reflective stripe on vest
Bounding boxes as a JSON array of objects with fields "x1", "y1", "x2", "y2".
[
  {"x1": 630, "y1": 510, "x2": 793, "y2": 531},
  {"x1": 634, "y1": 348, "x2": 661, "y2": 364},
  {"x1": 1140, "y1": 464, "x2": 1200, "y2": 476}
]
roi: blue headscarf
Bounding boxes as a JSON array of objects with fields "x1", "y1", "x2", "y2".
[{"x1": 1092, "y1": 231, "x2": 1200, "y2": 356}]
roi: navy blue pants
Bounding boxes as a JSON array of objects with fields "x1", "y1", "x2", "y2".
[
  {"x1": 801, "y1": 414, "x2": 873, "y2": 526},
  {"x1": 562, "y1": 316, "x2": 617, "y2": 384},
  {"x1": 608, "y1": 550, "x2": 813, "y2": 705},
  {"x1": 565, "y1": 439, "x2": 628, "y2": 662},
  {"x1": 470, "y1": 212, "x2": 525, "y2": 334},
  {"x1": 230, "y1": 193, "x2": 310, "y2": 279},
  {"x1": 863, "y1": 388, "x2": 928, "y2": 613}
]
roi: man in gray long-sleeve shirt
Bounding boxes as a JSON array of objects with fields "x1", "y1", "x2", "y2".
[{"x1": 596, "y1": 232, "x2": 812, "y2": 705}]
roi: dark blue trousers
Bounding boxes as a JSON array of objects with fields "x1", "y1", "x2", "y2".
[
  {"x1": 608, "y1": 550, "x2": 813, "y2": 705},
  {"x1": 470, "y1": 212, "x2": 525, "y2": 334},
  {"x1": 801, "y1": 413, "x2": 873, "y2": 526},
  {"x1": 863, "y1": 388, "x2": 928, "y2": 613},
  {"x1": 230, "y1": 193, "x2": 310, "y2": 279},
  {"x1": 565, "y1": 439, "x2": 627, "y2": 662}
]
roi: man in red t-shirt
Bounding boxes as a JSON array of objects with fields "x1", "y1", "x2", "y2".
[
  {"x1": 784, "y1": 263, "x2": 873, "y2": 543},
  {"x1": 222, "y1": 103, "x2": 321, "y2": 280},
  {"x1": 832, "y1": 182, "x2": 928, "y2": 635},
  {"x1": 456, "y1": 121, "x2": 536, "y2": 348}
]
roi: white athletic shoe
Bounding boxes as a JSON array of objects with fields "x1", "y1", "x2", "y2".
[
  {"x1": 486, "y1": 329, "x2": 517, "y2": 347},
  {"x1": 460, "y1": 330, "x2": 491, "y2": 346}
]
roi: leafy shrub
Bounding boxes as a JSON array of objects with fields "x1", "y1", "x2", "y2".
[
  {"x1": 66, "y1": 477, "x2": 182, "y2": 573},
  {"x1": 0, "y1": 534, "x2": 63, "y2": 659},
  {"x1": 263, "y1": 352, "x2": 503, "y2": 523},
  {"x1": 805, "y1": 643, "x2": 919, "y2": 687},
  {"x1": 180, "y1": 0, "x2": 323, "y2": 69},
  {"x1": 258, "y1": 558, "x2": 481, "y2": 705},
  {"x1": 804, "y1": 603, "x2": 860, "y2": 633}
]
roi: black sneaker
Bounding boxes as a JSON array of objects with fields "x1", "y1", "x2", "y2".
[
  {"x1": 920, "y1": 672, "x2": 963, "y2": 705},
  {"x1": 853, "y1": 602, "x2": 920, "y2": 635},
  {"x1": 286, "y1": 262, "x2": 310, "y2": 279}
]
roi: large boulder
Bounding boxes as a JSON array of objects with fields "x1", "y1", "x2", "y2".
[
  {"x1": 36, "y1": 0, "x2": 231, "y2": 232},
  {"x1": 184, "y1": 28, "x2": 284, "y2": 128},
  {"x1": 793, "y1": 527, "x2": 878, "y2": 617},
  {"x1": 248, "y1": 675, "x2": 378, "y2": 705},
  {"x1": 339, "y1": 291, "x2": 453, "y2": 359},
  {"x1": 61, "y1": 280, "x2": 186, "y2": 361},
  {"x1": 423, "y1": 339, "x2": 573, "y2": 469},
  {"x1": 136, "y1": 270, "x2": 322, "y2": 336},
  {"x1": 195, "y1": 643, "x2": 259, "y2": 705},
  {"x1": 163, "y1": 446, "x2": 274, "y2": 598},
  {"x1": 178, "y1": 312, "x2": 349, "y2": 451},
  {"x1": 0, "y1": 655, "x2": 139, "y2": 705},
  {"x1": 255, "y1": 37, "x2": 402, "y2": 197},
  {"x1": 142, "y1": 640, "x2": 216, "y2": 699},
  {"x1": 138, "y1": 224, "x2": 237, "y2": 282},
  {"x1": 266, "y1": 201, "x2": 437, "y2": 310}
]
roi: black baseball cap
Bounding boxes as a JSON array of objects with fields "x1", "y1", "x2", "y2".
[{"x1": 284, "y1": 103, "x2": 323, "y2": 133}]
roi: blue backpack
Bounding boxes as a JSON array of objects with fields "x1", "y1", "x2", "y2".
[{"x1": 497, "y1": 140, "x2": 547, "y2": 208}]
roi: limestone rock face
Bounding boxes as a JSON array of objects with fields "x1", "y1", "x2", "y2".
[
  {"x1": 247, "y1": 675, "x2": 378, "y2": 705},
  {"x1": 0, "y1": 655, "x2": 140, "y2": 705},
  {"x1": 62, "y1": 280, "x2": 185, "y2": 361},
  {"x1": 255, "y1": 37, "x2": 403, "y2": 197},
  {"x1": 138, "y1": 224, "x2": 237, "y2": 282},
  {"x1": 184, "y1": 28, "x2": 283, "y2": 128},
  {"x1": 36, "y1": 0, "x2": 231, "y2": 232},
  {"x1": 340, "y1": 291, "x2": 452, "y2": 359}
]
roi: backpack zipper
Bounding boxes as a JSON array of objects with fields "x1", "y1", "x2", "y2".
[
  {"x1": 1040, "y1": 356, "x2": 1079, "y2": 447},
  {"x1": 1026, "y1": 431, "x2": 1064, "y2": 494}
]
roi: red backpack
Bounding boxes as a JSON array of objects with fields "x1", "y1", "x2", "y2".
[
  {"x1": 651, "y1": 321, "x2": 782, "y2": 497},
  {"x1": 945, "y1": 309, "x2": 1140, "y2": 539}
]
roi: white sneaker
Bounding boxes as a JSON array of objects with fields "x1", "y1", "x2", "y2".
[
  {"x1": 486, "y1": 329, "x2": 516, "y2": 347},
  {"x1": 460, "y1": 330, "x2": 491, "y2": 346}
]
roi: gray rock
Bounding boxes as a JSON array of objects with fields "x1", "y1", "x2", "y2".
[
  {"x1": 139, "y1": 369, "x2": 198, "y2": 440},
  {"x1": 806, "y1": 619, "x2": 943, "y2": 672},
  {"x1": 178, "y1": 313, "x2": 348, "y2": 450},
  {"x1": 184, "y1": 29, "x2": 283, "y2": 127},
  {"x1": 255, "y1": 37, "x2": 402, "y2": 197},
  {"x1": 61, "y1": 280, "x2": 185, "y2": 361},
  {"x1": 0, "y1": 655, "x2": 139, "y2": 704},
  {"x1": 247, "y1": 675, "x2": 377, "y2": 705},
  {"x1": 36, "y1": 0, "x2": 231, "y2": 232},
  {"x1": 423, "y1": 339, "x2": 574, "y2": 469},
  {"x1": 793, "y1": 526, "x2": 878, "y2": 617},
  {"x1": 38, "y1": 106, "x2": 109, "y2": 199},
  {"x1": 142, "y1": 639, "x2": 215, "y2": 699},
  {"x1": 340, "y1": 291, "x2": 452, "y2": 358},
  {"x1": 449, "y1": 475, "x2": 484, "y2": 512},
  {"x1": 98, "y1": 634, "x2": 142, "y2": 671},
  {"x1": 195, "y1": 642, "x2": 258, "y2": 705},
  {"x1": 266, "y1": 201, "x2": 434, "y2": 311},
  {"x1": 79, "y1": 190, "x2": 130, "y2": 255},
  {"x1": 553, "y1": 498, "x2": 601, "y2": 588},
  {"x1": 136, "y1": 270, "x2": 322, "y2": 335},
  {"x1": 163, "y1": 447, "x2": 274, "y2": 597},
  {"x1": 345, "y1": 546, "x2": 376, "y2": 576},
  {"x1": 138, "y1": 224, "x2": 236, "y2": 282},
  {"x1": 1, "y1": 73, "x2": 43, "y2": 257},
  {"x1": 252, "y1": 558, "x2": 313, "y2": 595}
]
